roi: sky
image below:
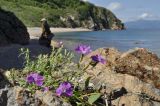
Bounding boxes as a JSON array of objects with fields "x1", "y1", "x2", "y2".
[{"x1": 82, "y1": 0, "x2": 160, "y2": 22}]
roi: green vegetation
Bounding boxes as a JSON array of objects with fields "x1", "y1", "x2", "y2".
[
  {"x1": 11, "y1": 48, "x2": 75, "y2": 92},
  {"x1": 0, "y1": 0, "x2": 124, "y2": 29},
  {"x1": 8, "y1": 46, "x2": 107, "y2": 105}
]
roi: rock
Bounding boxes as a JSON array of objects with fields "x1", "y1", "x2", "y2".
[
  {"x1": 112, "y1": 94, "x2": 153, "y2": 106},
  {"x1": 114, "y1": 48, "x2": 160, "y2": 89},
  {"x1": 6, "y1": 86, "x2": 35, "y2": 106},
  {"x1": 111, "y1": 22, "x2": 124, "y2": 30},
  {"x1": 65, "y1": 16, "x2": 77, "y2": 28},
  {"x1": 84, "y1": 47, "x2": 160, "y2": 89},
  {"x1": 35, "y1": 90, "x2": 71, "y2": 106},
  {"x1": 39, "y1": 36, "x2": 51, "y2": 47},
  {"x1": 0, "y1": 86, "x2": 33, "y2": 106},
  {"x1": 82, "y1": 47, "x2": 160, "y2": 105},
  {"x1": 50, "y1": 40, "x2": 63, "y2": 49},
  {"x1": 57, "y1": 7, "x2": 125, "y2": 30},
  {"x1": 0, "y1": 8, "x2": 30, "y2": 46},
  {"x1": 0, "y1": 42, "x2": 52, "y2": 70},
  {"x1": 83, "y1": 64, "x2": 160, "y2": 105},
  {"x1": 0, "y1": 85, "x2": 71, "y2": 106}
]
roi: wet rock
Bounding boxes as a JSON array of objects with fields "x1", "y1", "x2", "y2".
[{"x1": 0, "y1": 8, "x2": 30, "y2": 46}]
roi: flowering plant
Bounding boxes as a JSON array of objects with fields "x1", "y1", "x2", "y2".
[{"x1": 9, "y1": 44, "x2": 107, "y2": 105}]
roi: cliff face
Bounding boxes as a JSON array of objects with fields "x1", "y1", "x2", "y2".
[
  {"x1": 0, "y1": 8, "x2": 30, "y2": 46},
  {"x1": 0, "y1": 0, "x2": 125, "y2": 30},
  {"x1": 61, "y1": 7, "x2": 125, "y2": 30}
]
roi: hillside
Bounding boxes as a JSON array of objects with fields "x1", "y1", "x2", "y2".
[{"x1": 0, "y1": 0, "x2": 125, "y2": 30}]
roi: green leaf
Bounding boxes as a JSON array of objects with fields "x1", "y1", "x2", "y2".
[
  {"x1": 85, "y1": 77, "x2": 91, "y2": 90},
  {"x1": 88, "y1": 93, "x2": 101, "y2": 105},
  {"x1": 76, "y1": 102, "x2": 82, "y2": 106}
]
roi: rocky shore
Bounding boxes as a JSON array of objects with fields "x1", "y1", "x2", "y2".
[
  {"x1": 83, "y1": 47, "x2": 160, "y2": 106},
  {"x1": 0, "y1": 47, "x2": 160, "y2": 106},
  {"x1": 0, "y1": 5, "x2": 160, "y2": 106}
]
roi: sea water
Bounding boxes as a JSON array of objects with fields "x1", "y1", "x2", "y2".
[{"x1": 54, "y1": 29, "x2": 160, "y2": 57}]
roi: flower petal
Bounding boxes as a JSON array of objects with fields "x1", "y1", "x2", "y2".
[
  {"x1": 75, "y1": 45, "x2": 92, "y2": 55},
  {"x1": 35, "y1": 80, "x2": 43, "y2": 86},
  {"x1": 91, "y1": 54, "x2": 106, "y2": 64},
  {"x1": 56, "y1": 87, "x2": 63, "y2": 96},
  {"x1": 56, "y1": 82, "x2": 73, "y2": 97},
  {"x1": 65, "y1": 88, "x2": 73, "y2": 97},
  {"x1": 62, "y1": 82, "x2": 72, "y2": 89},
  {"x1": 26, "y1": 76, "x2": 34, "y2": 83},
  {"x1": 26, "y1": 73, "x2": 44, "y2": 86}
]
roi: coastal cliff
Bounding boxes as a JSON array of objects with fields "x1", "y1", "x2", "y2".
[{"x1": 0, "y1": 0, "x2": 125, "y2": 30}]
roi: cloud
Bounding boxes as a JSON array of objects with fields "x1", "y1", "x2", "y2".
[
  {"x1": 139, "y1": 13, "x2": 153, "y2": 19},
  {"x1": 131, "y1": 12, "x2": 160, "y2": 21},
  {"x1": 107, "y1": 2, "x2": 122, "y2": 11}
]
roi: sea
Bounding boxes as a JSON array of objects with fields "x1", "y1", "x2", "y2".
[{"x1": 54, "y1": 29, "x2": 160, "y2": 57}]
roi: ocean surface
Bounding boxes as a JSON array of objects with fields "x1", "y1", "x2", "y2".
[{"x1": 54, "y1": 29, "x2": 160, "y2": 56}]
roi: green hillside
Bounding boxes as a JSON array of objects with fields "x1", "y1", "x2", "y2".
[{"x1": 0, "y1": 0, "x2": 125, "y2": 30}]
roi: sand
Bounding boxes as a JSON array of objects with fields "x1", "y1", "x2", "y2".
[
  {"x1": 27, "y1": 27, "x2": 91, "y2": 37},
  {"x1": 0, "y1": 27, "x2": 90, "y2": 69}
]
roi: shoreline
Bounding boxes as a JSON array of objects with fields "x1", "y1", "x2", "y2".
[
  {"x1": 27, "y1": 27, "x2": 91, "y2": 37},
  {"x1": 0, "y1": 27, "x2": 91, "y2": 69}
]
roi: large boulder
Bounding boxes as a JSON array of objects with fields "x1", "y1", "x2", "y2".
[
  {"x1": 84, "y1": 48, "x2": 160, "y2": 89},
  {"x1": 82, "y1": 48, "x2": 160, "y2": 105},
  {"x1": 0, "y1": 8, "x2": 30, "y2": 46}
]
